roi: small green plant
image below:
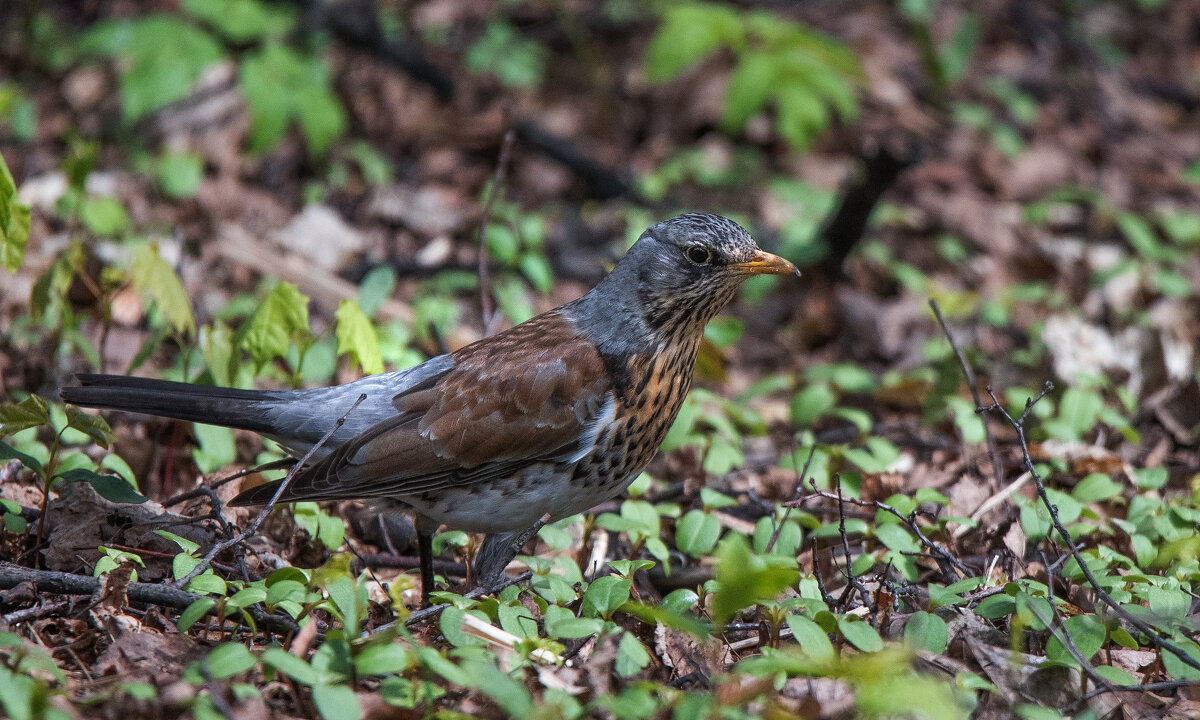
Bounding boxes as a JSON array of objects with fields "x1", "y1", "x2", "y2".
[
  {"x1": 0, "y1": 149, "x2": 31, "y2": 274},
  {"x1": 465, "y1": 22, "x2": 548, "y2": 88},
  {"x1": 645, "y1": 2, "x2": 862, "y2": 150}
]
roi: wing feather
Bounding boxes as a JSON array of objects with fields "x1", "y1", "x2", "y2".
[{"x1": 262, "y1": 310, "x2": 611, "y2": 503}]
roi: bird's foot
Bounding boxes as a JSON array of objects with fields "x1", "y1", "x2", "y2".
[{"x1": 473, "y1": 514, "x2": 551, "y2": 591}]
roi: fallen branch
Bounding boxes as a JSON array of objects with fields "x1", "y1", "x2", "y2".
[{"x1": 0, "y1": 563, "x2": 299, "y2": 635}]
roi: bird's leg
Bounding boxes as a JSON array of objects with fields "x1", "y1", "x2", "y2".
[
  {"x1": 414, "y1": 515, "x2": 440, "y2": 608},
  {"x1": 473, "y1": 514, "x2": 552, "y2": 591}
]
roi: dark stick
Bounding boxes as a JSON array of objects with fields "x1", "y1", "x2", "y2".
[
  {"x1": 929, "y1": 299, "x2": 1006, "y2": 490},
  {"x1": 819, "y1": 140, "x2": 919, "y2": 277},
  {"x1": 174, "y1": 394, "x2": 367, "y2": 589},
  {"x1": 980, "y1": 382, "x2": 1200, "y2": 673},
  {"x1": 477, "y1": 129, "x2": 516, "y2": 334},
  {"x1": 0, "y1": 563, "x2": 299, "y2": 634},
  {"x1": 2, "y1": 600, "x2": 69, "y2": 625}
]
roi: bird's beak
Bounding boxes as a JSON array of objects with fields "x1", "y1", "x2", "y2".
[{"x1": 729, "y1": 251, "x2": 801, "y2": 278}]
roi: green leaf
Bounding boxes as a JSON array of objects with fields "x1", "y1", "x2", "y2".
[
  {"x1": 353, "y1": 642, "x2": 412, "y2": 676},
  {"x1": 873, "y1": 523, "x2": 920, "y2": 553},
  {"x1": 0, "y1": 395, "x2": 49, "y2": 437},
  {"x1": 357, "y1": 266, "x2": 396, "y2": 318},
  {"x1": 1057, "y1": 387, "x2": 1102, "y2": 440},
  {"x1": 615, "y1": 631, "x2": 651, "y2": 677},
  {"x1": 1162, "y1": 639, "x2": 1200, "y2": 681},
  {"x1": 498, "y1": 603, "x2": 538, "y2": 640},
  {"x1": 645, "y1": 3, "x2": 743, "y2": 82},
  {"x1": 544, "y1": 605, "x2": 603, "y2": 639},
  {"x1": 1118, "y1": 211, "x2": 1169, "y2": 261},
  {"x1": 582, "y1": 576, "x2": 632, "y2": 618},
  {"x1": 459, "y1": 658, "x2": 533, "y2": 718},
  {"x1": 836, "y1": 615, "x2": 883, "y2": 652},
  {"x1": 192, "y1": 423, "x2": 236, "y2": 475},
  {"x1": 903, "y1": 611, "x2": 948, "y2": 653},
  {"x1": 721, "y1": 50, "x2": 776, "y2": 129},
  {"x1": 1092, "y1": 664, "x2": 1136, "y2": 686},
  {"x1": 790, "y1": 382, "x2": 836, "y2": 425},
  {"x1": 712, "y1": 534, "x2": 799, "y2": 627},
  {"x1": 335, "y1": 299, "x2": 383, "y2": 375},
  {"x1": 57, "y1": 468, "x2": 148, "y2": 504},
  {"x1": 178, "y1": 597, "x2": 216, "y2": 632},
  {"x1": 261, "y1": 646, "x2": 317, "y2": 685},
  {"x1": 236, "y1": 282, "x2": 310, "y2": 369},
  {"x1": 675, "y1": 509, "x2": 721, "y2": 557},
  {"x1": 204, "y1": 643, "x2": 256, "y2": 679},
  {"x1": 0, "y1": 149, "x2": 31, "y2": 273},
  {"x1": 186, "y1": 572, "x2": 227, "y2": 595},
  {"x1": 183, "y1": 0, "x2": 296, "y2": 42},
  {"x1": 1131, "y1": 467, "x2": 1168, "y2": 490},
  {"x1": 1046, "y1": 615, "x2": 1105, "y2": 666},
  {"x1": 80, "y1": 15, "x2": 223, "y2": 121},
  {"x1": 312, "y1": 683, "x2": 360, "y2": 720},
  {"x1": 0, "y1": 441, "x2": 42, "y2": 474},
  {"x1": 786, "y1": 614, "x2": 835, "y2": 663},
  {"x1": 465, "y1": 22, "x2": 547, "y2": 88},
  {"x1": 156, "y1": 151, "x2": 203, "y2": 199},
  {"x1": 239, "y1": 43, "x2": 346, "y2": 156},
  {"x1": 154, "y1": 529, "x2": 200, "y2": 554},
  {"x1": 81, "y1": 195, "x2": 130, "y2": 236},
  {"x1": 65, "y1": 406, "x2": 114, "y2": 449},
  {"x1": 1072, "y1": 473, "x2": 1123, "y2": 502},
  {"x1": 131, "y1": 244, "x2": 196, "y2": 337}
]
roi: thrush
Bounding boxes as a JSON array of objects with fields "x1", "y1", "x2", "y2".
[{"x1": 61, "y1": 213, "x2": 798, "y2": 602}]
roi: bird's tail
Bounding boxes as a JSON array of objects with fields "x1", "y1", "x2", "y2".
[{"x1": 60, "y1": 373, "x2": 287, "y2": 436}]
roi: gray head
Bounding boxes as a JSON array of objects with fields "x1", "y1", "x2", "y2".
[
  {"x1": 627, "y1": 213, "x2": 799, "y2": 332},
  {"x1": 569, "y1": 213, "x2": 799, "y2": 348}
]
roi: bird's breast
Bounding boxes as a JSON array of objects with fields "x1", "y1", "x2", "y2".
[{"x1": 573, "y1": 345, "x2": 696, "y2": 492}]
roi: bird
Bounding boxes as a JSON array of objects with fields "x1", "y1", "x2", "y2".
[{"x1": 61, "y1": 213, "x2": 799, "y2": 604}]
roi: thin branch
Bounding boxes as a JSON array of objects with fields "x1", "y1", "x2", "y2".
[
  {"x1": 477, "y1": 129, "x2": 516, "y2": 335},
  {"x1": 980, "y1": 382, "x2": 1200, "y2": 673},
  {"x1": 929, "y1": 299, "x2": 1005, "y2": 490},
  {"x1": 174, "y1": 394, "x2": 366, "y2": 589},
  {"x1": 162, "y1": 460, "x2": 294, "y2": 508},
  {"x1": 766, "y1": 444, "x2": 816, "y2": 554},
  {"x1": 796, "y1": 482, "x2": 971, "y2": 581}
]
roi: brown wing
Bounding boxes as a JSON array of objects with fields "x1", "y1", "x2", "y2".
[{"x1": 252, "y1": 310, "x2": 612, "y2": 503}]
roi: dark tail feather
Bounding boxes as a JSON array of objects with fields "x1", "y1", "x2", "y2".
[{"x1": 61, "y1": 373, "x2": 284, "y2": 435}]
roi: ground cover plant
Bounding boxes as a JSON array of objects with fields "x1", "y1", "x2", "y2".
[{"x1": 2, "y1": 0, "x2": 1200, "y2": 718}]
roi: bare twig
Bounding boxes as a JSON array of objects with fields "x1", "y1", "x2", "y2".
[
  {"x1": 830, "y1": 477, "x2": 872, "y2": 612},
  {"x1": 174, "y1": 394, "x2": 366, "y2": 589},
  {"x1": 162, "y1": 460, "x2": 294, "y2": 508},
  {"x1": 929, "y1": 299, "x2": 1006, "y2": 490},
  {"x1": 796, "y1": 483, "x2": 970, "y2": 581},
  {"x1": 767, "y1": 444, "x2": 817, "y2": 554},
  {"x1": 477, "y1": 129, "x2": 516, "y2": 335},
  {"x1": 980, "y1": 382, "x2": 1200, "y2": 673}
]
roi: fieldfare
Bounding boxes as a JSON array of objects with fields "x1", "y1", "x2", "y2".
[{"x1": 62, "y1": 213, "x2": 799, "y2": 603}]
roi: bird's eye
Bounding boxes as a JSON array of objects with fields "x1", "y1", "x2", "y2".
[{"x1": 685, "y1": 246, "x2": 713, "y2": 265}]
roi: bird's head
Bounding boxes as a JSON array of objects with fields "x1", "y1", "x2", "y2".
[{"x1": 626, "y1": 213, "x2": 799, "y2": 334}]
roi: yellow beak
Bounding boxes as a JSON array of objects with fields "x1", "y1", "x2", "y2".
[{"x1": 729, "y1": 250, "x2": 801, "y2": 278}]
